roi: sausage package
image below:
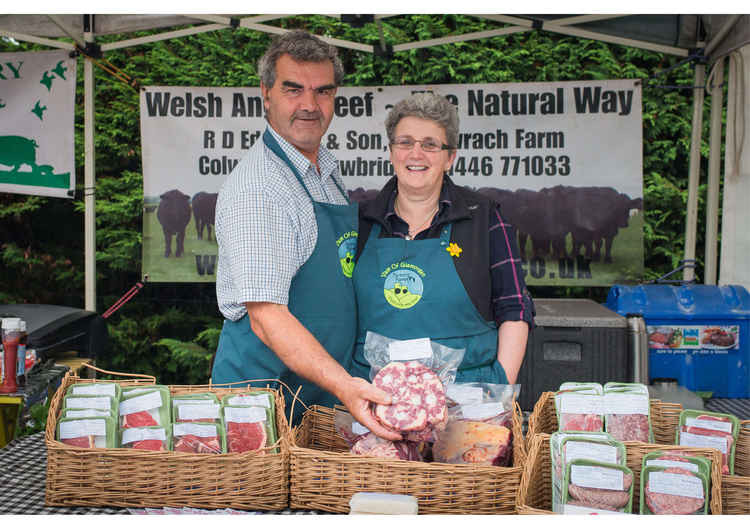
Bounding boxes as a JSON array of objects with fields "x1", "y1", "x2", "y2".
[
  {"x1": 562, "y1": 459, "x2": 634, "y2": 514},
  {"x1": 549, "y1": 432, "x2": 625, "y2": 513},
  {"x1": 57, "y1": 416, "x2": 117, "y2": 448},
  {"x1": 676, "y1": 409, "x2": 740, "y2": 474},
  {"x1": 65, "y1": 382, "x2": 122, "y2": 401},
  {"x1": 172, "y1": 421, "x2": 226, "y2": 454},
  {"x1": 640, "y1": 464, "x2": 709, "y2": 514},
  {"x1": 120, "y1": 425, "x2": 170, "y2": 451},
  {"x1": 223, "y1": 405, "x2": 276, "y2": 454},
  {"x1": 603, "y1": 383, "x2": 653, "y2": 443},
  {"x1": 119, "y1": 386, "x2": 171, "y2": 430},
  {"x1": 554, "y1": 383, "x2": 604, "y2": 432},
  {"x1": 221, "y1": 391, "x2": 278, "y2": 445},
  {"x1": 172, "y1": 393, "x2": 221, "y2": 424}
]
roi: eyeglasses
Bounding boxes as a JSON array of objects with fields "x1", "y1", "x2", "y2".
[{"x1": 390, "y1": 136, "x2": 453, "y2": 152}]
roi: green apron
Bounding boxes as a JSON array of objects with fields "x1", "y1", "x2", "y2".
[
  {"x1": 212, "y1": 129, "x2": 358, "y2": 425},
  {"x1": 351, "y1": 222, "x2": 508, "y2": 384}
]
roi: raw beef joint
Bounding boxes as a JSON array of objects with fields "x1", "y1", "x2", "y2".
[
  {"x1": 432, "y1": 420, "x2": 512, "y2": 466},
  {"x1": 227, "y1": 421, "x2": 267, "y2": 453},
  {"x1": 372, "y1": 361, "x2": 446, "y2": 433},
  {"x1": 645, "y1": 467, "x2": 705, "y2": 514}
]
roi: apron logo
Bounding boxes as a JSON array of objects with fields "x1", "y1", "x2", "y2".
[
  {"x1": 446, "y1": 242, "x2": 462, "y2": 257},
  {"x1": 336, "y1": 230, "x2": 357, "y2": 278},
  {"x1": 382, "y1": 263, "x2": 425, "y2": 310}
]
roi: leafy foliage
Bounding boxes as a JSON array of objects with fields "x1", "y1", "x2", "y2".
[{"x1": 0, "y1": 16, "x2": 724, "y2": 386}]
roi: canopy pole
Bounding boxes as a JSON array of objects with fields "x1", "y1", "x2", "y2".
[
  {"x1": 705, "y1": 57, "x2": 726, "y2": 285},
  {"x1": 683, "y1": 56, "x2": 706, "y2": 283},
  {"x1": 84, "y1": 16, "x2": 96, "y2": 312}
]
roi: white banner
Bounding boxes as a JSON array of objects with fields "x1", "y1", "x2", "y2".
[
  {"x1": 0, "y1": 50, "x2": 76, "y2": 198},
  {"x1": 140, "y1": 80, "x2": 643, "y2": 284}
]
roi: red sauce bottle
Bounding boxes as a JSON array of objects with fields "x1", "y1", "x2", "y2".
[{"x1": 0, "y1": 318, "x2": 22, "y2": 394}]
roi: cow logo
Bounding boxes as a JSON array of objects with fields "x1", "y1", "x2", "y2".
[
  {"x1": 336, "y1": 231, "x2": 357, "y2": 278},
  {"x1": 383, "y1": 267, "x2": 424, "y2": 310}
]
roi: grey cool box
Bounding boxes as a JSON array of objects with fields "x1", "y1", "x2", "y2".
[{"x1": 517, "y1": 298, "x2": 629, "y2": 411}]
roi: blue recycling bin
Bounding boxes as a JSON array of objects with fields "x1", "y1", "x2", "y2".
[{"x1": 604, "y1": 284, "x2": 750, "y2": 398}]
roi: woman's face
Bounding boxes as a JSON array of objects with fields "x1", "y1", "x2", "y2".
[{"x1": 390, "y1": 116, "x2": 456, "y2": 196}]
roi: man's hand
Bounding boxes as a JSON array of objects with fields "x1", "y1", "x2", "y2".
[{"x1": 337, "y1": 377, "x2": 402, "y2": 441}]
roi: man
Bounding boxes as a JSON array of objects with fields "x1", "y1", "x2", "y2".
[{"x1": 212, "y1": 30, "x2": 397, "y2": 438}]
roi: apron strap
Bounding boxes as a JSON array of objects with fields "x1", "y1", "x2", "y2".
[{"x1": 262, "y1": 128, "x2": 349, "y2": 205}]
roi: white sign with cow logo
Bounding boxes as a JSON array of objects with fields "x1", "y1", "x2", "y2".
[
  {"x1": 0, "y1": 50, "x2": 76, "y2": 198},
  {"x1": 139, "y1": 80, "x2": 642, "y2": 284}
]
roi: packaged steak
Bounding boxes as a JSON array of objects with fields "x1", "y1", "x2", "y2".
[
  {"x1": 549, "y1": 432, "x2": 625, "y2": 513},
  {"x1": 676, "y1": 409, "x2": 739, "y2": 474},
  {"x1": 562, "y1": 459, "x2": 634, "y2": 514},
  {"x1": 172, "y1": 392, "x2": 219, "y2": 421},
  {"x1": 363, "y1": 331, "x2": 465, "y2": 442},
  {"x1": 119, "y1": 386, "x2": 171, "y2": 430},
  {"x1": 61, "y1": 407, "x2": 116, "y2": 420},
  {"x1": 223, "y1": 405, "x2": 276, "y2": 454},
  {"x1": 65, "y1": 382, "x2": 122, "y2": 401},
  {"x1": 642, "y1": 450, "x2": 712, "y2": 483},
  {"x1": 121, "y1": 384, "x2": 170, "y2": 398},
  {"x1": 640, "y1": 465, "x2": 708, "y2": 514},
  {"x1": 62, "y1": 394, "x2": 116, "y2": 415},
  {"x1": 172, "y1": 422, "x2": 226, "y2": 454},
  {"x1": 554, "y1": 384, "x2": 604, "y2": 432},
  {"x1": 120, "y1": 425, "x2": 170, "y2": 451},
  {"x1": 221, "y1": 391, "x2": 277, "y2": 444},
  {"x1": 57, "y1": 416, "x2": 117, "y2": 448},
  {"x1": 603, "y1": 383, "x2": 653, "y2": 443}
]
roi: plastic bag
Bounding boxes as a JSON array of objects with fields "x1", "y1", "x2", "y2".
[
  {"x1": 676, "y1": 409, "x2": 740, "y2": 475},
  {"x1": 223, "y1": 405, "x2": 276, "y2": 453},
  {"x1": 120, "y1": 425, "x2": 170, "y2": 451},
  {"x1": 173, "y1": 422, "x2": 226, "y2": 454},
  {"x1": 445, "y1": 382, "x2": 519, "y2": 428},
  {"x1": 57, "y1": 416, "x2": 117, "y2": 448},
  {"x1": 119, "y1": 386, "x2": 171, "y2": 429},
  {"x1": 640, "y1": 464, "x2": 708, "y2": 515},
  {"x1": 562, "y1": 459, "x2": 633, "y2": 514},
  {"x1": 221, "y1": 391, "x2": 278, "y2": 447},
  {"x1": 603, "y1": 383, "x2": 653, "y2": 442}
]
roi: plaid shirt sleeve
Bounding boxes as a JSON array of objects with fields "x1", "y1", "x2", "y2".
[{"x1": 489, "y1": 205, "x2": 536, "y2": 328}]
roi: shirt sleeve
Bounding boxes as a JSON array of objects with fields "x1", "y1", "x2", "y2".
[
  {"x1": 489, "y1": 205, "x2": 536, "y2": 328},
  {"x1": 215, "y1": 181, "x2": 304, "y2": 307}
]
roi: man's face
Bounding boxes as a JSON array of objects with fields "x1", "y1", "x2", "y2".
[{"x1": 261, "y1": 54, "x2": 337, "y2": 162}]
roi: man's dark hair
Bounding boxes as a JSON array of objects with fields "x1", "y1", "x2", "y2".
[{"x1": 258, "y1": 30, "x2": 344, "y2": 88}]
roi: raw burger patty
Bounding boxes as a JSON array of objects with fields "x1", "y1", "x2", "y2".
[{"x1": 645, "y1": 467, "x2": 705, "y2": 514}]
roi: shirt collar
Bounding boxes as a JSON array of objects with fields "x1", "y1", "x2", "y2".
[{"x1": 266, "y1": 125, "x2": 338, "y2": 180}]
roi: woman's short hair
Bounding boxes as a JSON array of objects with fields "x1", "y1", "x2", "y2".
[
  {"x1": 258, "y1": 30, "x2": 344, "y2": 88},
  {"x1": 385, "y1": 92, "x2": 459, "y2": 149}
]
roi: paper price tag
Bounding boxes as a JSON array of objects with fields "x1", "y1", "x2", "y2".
[
  {"x1": 648, "y1": 471, "x2": 704, "y2": 499},
  {"x1": 646, "y1": 459, "x2": 700, "y2": 473},
  {"x1": 685, "y1": 417, "x2": 733, "y2": 433},
  {"x1": 177, "y1": 404, "x2": 220, "y2": 420},
  {"x1": 680, "y1": 431, "x2": 729, "y2": 454},
  {"x1": 388, "y1": 338, "x2": 432, "y2": 361},
  {"x1": 60, "y1": 419, "x2": 106, "y2": 439},
  {"x1": 603, "y1": 393, "x2": 649, "y2": 415},
  {"x1": 558, "y1": 393, "x2": 604, "y2": 415},
  {"x1": 227, "y1": 394, "x2": 271, "y2": 408},
  {"x1": 565, "y1": 441, "x2": 619, "y2": 464},
  {"x1": 119, "y1": 391, "x2": 163, "y2": 415},
  {"x1": 66, "y1": 396, "x2": 111, "y2": 411},
  {"x1": 72, "y1": 383, "x2": 117, "y2": 397},
  {"x1": 224, "y1": 406, "x2": 266, "y2": 424},
  {"x1": 570, "y1": 465, "x2": 624, "y2": 491},
  {"x1": 446, "y1": 384, "x2": 484, "y2": 404},
  {"x1": 174, "y1": 423, "x2": 218, "y2": 438},
  {"x1": 65, "y1": 409, "x2": 111, "y2": 418},
  {"x1": 122, "y1": 427, "x2": 167, "y2": 444}
]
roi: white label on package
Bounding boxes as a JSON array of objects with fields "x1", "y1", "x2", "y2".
[
  {"x1": 685, "y1": 417, "x2": 733, "y2": 433},
  {"x1": 570, "y1": 465, "x2": 624, "y2": 491},
  {"x1": 645, "y1": 459, "x2": 700, "y2": 473},
  {"x1": 352, "y1": 422, "x2": 369, "y2": 435},
  {"x1": 680, "y1": 431, "x2": 729, "y2": 454},
  {"x1": 565, "y1": 441, "x2": 619, "y2": 464},
  {"x1": 558, "y1": 393, "x2": 603, "y2": 415},
  {"x1": 65, "y1": 409, "x2": 111, "y2": 418},
  {"x1": 388, "y1": 338, "x2": 432, "y2": 361},
  {"x1": 461, "y1": 402, "x2": 505, "y2": 420},
  {"x1": 226, "y1": 394, "x2": 271, "y2": 408},
  {"x1": 122, "y1": 387, "x2": 153, "y2": 396},
  {"x1": 66, "y1": 396, "x2": 111, "y2": 411},
  {"x1": 177, "y1": 404, "x2": 220, "y2": 420},
  {"x1": 172, "y1": 398, "x2": 214, "y2": 407},
  {"x1": 119, "y1": 391, "x2": 163, "y2": 416},
  {"x1": 603, "y1": 393, "x2": 649, "y2": 415},
  {"x1": 224, "y1": 406, "x2": 266, "y2": 424},
  {"x1": 647, "y1": 471, "x2": 704, "y2": 499},
  {"x1": 71, "y1": 384, "x2": 117, "y2": 397},
  {"x1": 174, "y1": 423, "x2": 218, "y2": 438},
  {"x1": 60, "y1": 419, "x2": 106, "y2": 439},
  {"x1": 563, "y1": 504, "x2": 626, "y2": 515},
  {"x1": 446, "y1": 384, "x2": 484, "y2": 404},
  {"x1": 122, "y1": 427, "x2": 167, "y2": 444}
]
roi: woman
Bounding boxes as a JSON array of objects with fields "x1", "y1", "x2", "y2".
[{"x1": 351, "y1": 92, "x2": 534, "y2": 386}]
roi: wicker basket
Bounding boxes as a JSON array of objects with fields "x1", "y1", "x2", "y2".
[
  {"x1": 45, "y1": 367, "x2": 291, "y2": 511},
  {"x1": 721, "y1": 420, "x2": 750, "y2": 514},
  {"x1": 289, "y1": 402, "x2": 526, "y2": 514},
  {"x1": 517, "y1": 432, "x2": 723, "y2": 514}
]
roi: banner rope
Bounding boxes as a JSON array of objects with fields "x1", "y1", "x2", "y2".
[
  {"x1": 101, "y1": 279, "x2": 146, "y2": 319},
  {"x1": 76, "y1": 45, "x2": 141, "y2": 93}
]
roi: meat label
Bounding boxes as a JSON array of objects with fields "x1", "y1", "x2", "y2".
[
  {"x1": 177, "y1": 403, "x2": 220, "y2": 420},
  {"x1": 680, "y1": 431, "x2": 729, "y2": 454},
  {"x1": 565, "y1": 441, "x2": 619, "y2": 464},
  {"x1": 647, "y1": 471, "x2": 704, "y2": 499},
  {"x1": 172, "y1": 398, "x2": 214, "y2": 407},
  {"x1": 570, "y1": 465, "x2": 624, "y2": 491},
  {"x1": 351, "y1": 422, "x2": 370, "y2": 435},
  {"x1": 460, "y1": 402, "x2": 505, "y2": 420},
  {"x1": 446, "y1": 384, "x2": 484, "y2": 404},
  {"x1": 71, "y1": 383, "x2": 117, "y2": 397},
  {"x1": 388, "y1": 338, "x2": 433, "y2": 361},
  {"x1": 562, "y1": 504, "x2": 627, "y2": 515},
  {"x1": 119, "y1": 391, "x2": 163, "y2": 415},
  {"x1": 174, "y1": 423, "x2": 218, "y2": 438},
  {"x1": 59, "y1": 419, "x2": 107, "y2": 439},
  {"x1": 603, "y1": 393, "x2": 649, "y2": 415},
  {"x1": 122, "y1": 427, "x2": 167, "y2": 444},
  {"x1": 65, "y1": 409, "x2": 111, "y2": 418},
  {"x1": 645, "y1": 459, "x2": 700, "y2": 473},
  {"x1": 65, "y1": 396, "x2": 112, "y2": 411},
  {"x1": 557, "y1": 393, "x2": 604, "y2": 415},
  {"x1": 685, "y1": 417, "x2": 733, "y2": 433},
  {"x1": 224, "y1": 406, "x2": 266, "y2": 424},
  {"x1": 226, "y1": 394, "x2": 271, "y2": 408}
]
